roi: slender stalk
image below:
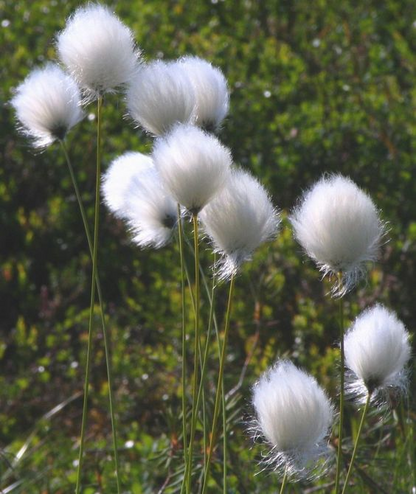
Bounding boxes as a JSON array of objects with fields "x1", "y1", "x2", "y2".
[
  {"x1": 201, "y1": 274, "x2": 236, "y2": 494},
  {"x1": 222, "y1": 379, "x2": 227, "y2": 494},
  {"x1": 196, "y1": 253, "x2": 217, "y2": 472},
  {"x1": 74, "y1": 96, "x2": 121, "y2": 493},
  {"x1": 335, "y1": 272, "x2": 345, "y2": 494},
  {"x1": 279, "y1": 467, "x2": 289, "y2": 494},
  {"x1": 184, "y1": 213, "x2": 201, "y2": 493},
  {"x1": 177, "y1": 204, "x2": 188, "y2": 468},
  {"x1": 341, "y1": 392, "x2": 372, "y2": 494}
]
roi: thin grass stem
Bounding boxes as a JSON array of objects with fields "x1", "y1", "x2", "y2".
[
  {"x1": 201, "y1": 274, "x2": 235, "y2": 494},
  {"x1": 177, "y1": 204, "x2": 188, "y2": 468},
  {"x1": 184, "y1": 213, "x2": 201, "y2": 493},
  {"x1": 341, "y1": 392, "x2": 372, "y2": 494},
  {"x1": 74, "y1": 96, "x2": 121, "y2": 493},
  {"x1": 335, "y1": 271, "x2": 345, "y2": 494},
  {"x1": 279, "y1": 466, "x2": 288, "y2": 494}
]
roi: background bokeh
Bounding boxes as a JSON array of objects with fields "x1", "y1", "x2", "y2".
[{"x1": 1, "y1": 0, "x2": 415, "y2": 492}]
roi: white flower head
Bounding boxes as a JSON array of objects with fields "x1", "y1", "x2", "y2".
[
  {"x1": 10, "y1": 63, "x2": 83, "y2": 148},
  {"x1": 251, "y1": 360, "x2": 334, "y2": 479},
  {"x1": 178, "y1": 56, "x2": 229, "y2": 131},
  {"x1": 102, "y1": 152, "x2": 153, "y2": 219},
  {"x1": 200, "y1": 168, "x2": 280, "y2": 280},
  {"x1": 57, "y1": 3, "x2": 140, "y2": 99},
  {"x1": 290, "y1": 174, "x2": 386, "y2": 297},
  {"x1": 344, "y1": 304, "x2": 411, "y2": 405},
  {"x1": 152, "y1": 124, "x2": 232, "y2": 214},
  {"x1": 125, "y1": 168, "x2": 178, "y2": 249},
  {"x1": 126, "y1": 60, "x2": 196, "y2": 136}
]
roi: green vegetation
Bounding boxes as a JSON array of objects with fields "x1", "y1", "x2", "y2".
[{"x1": 1, "y1": 0, "x2": 415, "y2": 492}]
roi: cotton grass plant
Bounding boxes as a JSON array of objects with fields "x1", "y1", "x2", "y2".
[
  {"x1": 11, "y1": 63, "x2": 84, "y2": 149},
  {"x1": 126, "y1": 60, "x2": 197, "y2": 136},
  {"x1": 56, "y1": 3, "x2": 141, "y2": 101},
  {"x1": 56, "y1": 4, "x2": 142, "y2": 491},
  {"x1": 11, "y1": 46, "x2": 122, "y2": 491},
  {"x1": 10, "y1": 3, "x2": 414, "y2": 494},
  {"x1": 251, "y1": 360, "x2": 334, "y2": 491},
  {"x1": 290, "y1": 173, "x2": 387, "y2": 493},
  {"x1": 341, "y1": 305, "x2": 411, "y2": 493},
  {"x1": 178, "y1": 56, "x2": 230, "y2": 131},
  {"x1": 102, "y1": 154, "x2": 178, "y2": 249}
]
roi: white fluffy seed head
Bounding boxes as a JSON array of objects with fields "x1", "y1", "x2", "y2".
[
  {"x1": 344, "y1": 304, "x2": 411, "y2": 405},
  {"x1": 178, "y1": 56, "x2": 229, "y2": 131},
  {"x1": 125, "y1": 168, "x2": 178, "y2": 249},
  {"x1": 10, "y1": 63, "x2": 83, "y2": 148},
  {"x1": 290, "y1": 174, "x2": 385, "y2": 297},
  {"x1": 200, "y1": 168, "x2": 280, "y2": 280},
  {"x1": 102, "y1": 152, "x2": 153, "y2": 219},
  {"x1": 252, "y1": 360, "x2": 333, "y2": 478},
  {"x1": 57, "y1": 4, "x2": 140, "y2": 99},
  {"x1": 152, "y1": 124, "x2": 232, "y2": 213},
  {"x1": 127, "y1": 60, "x2": 196, "y2": 136}
]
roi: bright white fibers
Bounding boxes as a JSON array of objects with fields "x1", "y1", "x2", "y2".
[
  {"x1": 252, "y1": 360, "x2": 333, "y2": 478},
  {"x1": 11, "y1": 64, "x2": 83, "y2": 148},
  {"x1": 344, "y1": 304, "x2": 411, "y2": 404},
  {"x1": 200, "y1": 168, "x2": 280, "y2": 280},
  {"x1": 290, "y1": 174, "x2": 385, "y2": 296},
  {"x1": 152, "y1": 124, "x2": 232, "y2": 214},
  {"x1": 57, "y1": 4, "x2": 140, "y2": 99},
  {"x1": 127, "y1": 60, "x2": 196, "y2": 136}
]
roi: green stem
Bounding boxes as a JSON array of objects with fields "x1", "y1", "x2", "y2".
[
  {"x1": 184, "y1": 213, "x2": 201, "y2": 493},
  {"x1": 74, "y1": 96, "x2": 121, "y2": 494},
  {"x1": 279, "y1": 467, "x2": 289, "y2": 494},
  {"x1": 197, "y1": 253, "x2": 217, "y2": 475},
  {"x1": 177, "y1": 204, "x2": 188, "y2": 468},
  {"x1": 201, "y1": 274, "x2": 236, "y2": 494},
  {"x1": 341, "y1": 392, "x2": 372, "y2": 494},
  {"x1": 222, "y1": 377, "x2": 227, "y2": 494},
  {"x1": 335, "y1": 272, "x2": 345, "y2": 494}
]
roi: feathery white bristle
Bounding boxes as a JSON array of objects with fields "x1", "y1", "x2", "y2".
[
  {"x1": 152, "y1": 124, "x2": 232, "y2": 213},
  {"x1": 290, "y1": 174, "x2": 385, "y2": 297},
  {"x1": 126, "y1": 60, "x2": 196, "y2": 136},
  {"x1": 178, "y1": 56, "x2": 229, "y2": 131},
  {"x1": 11, "y1": 63, "x2": 83, "y2": 148},
  {"x1": 344, "y1": 304, "x2": 411, "y2": 405},
  {"x1": 200, "y1": 168, "x2": 280, "y2": 280},
  {"x1": 102, "y1": 152, "x2": 153, "y2": 219},
  {"x1": 57, "y1": 3, "x2": 140, "y2": 98},
  {"x1": 251, "y1": 360, "x2": 333, "y2": 478},
  {"x1": 125, "y1": 168, "x2": 178, "y2": 249}
]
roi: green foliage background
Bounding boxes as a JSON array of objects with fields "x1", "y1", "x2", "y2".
[{"x1": 0, "y1": 0, "x2": 415, "y2": 492}]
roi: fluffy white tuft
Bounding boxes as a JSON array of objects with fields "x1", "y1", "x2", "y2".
[
  {"x1": 10, "y1": 63, "x2": 83, "y2": 148},
  {"x1": 344, "y1": 304, "x2": 411, "y2": 405},
  {"x1": 200, "y1": 168, "x2": 280, "y2": 280},
  {"x1": 56, "y1": 3, "x2": 140, "y2": 99},
  {"x1": 126, "y1": 60, "x2": 196, "y2": 136},
  {"x1": 125, "y1": 168, "x2": 178, "y2": 249},
  {"x1": 290, "y1": 174, "x2": 385, "y2": 297},
  {"x1": 251, "y1": 360, "x2": 334, "y2": 479},
  {"x1": 152, "y1": 124, "x2": 232, "y2": 213},
  {"x1": 102, "y1": 152, "x2": 153, "y2": 219},
  {"x1": 178, "y1": 56, "x2": 229, "y2": 131}
]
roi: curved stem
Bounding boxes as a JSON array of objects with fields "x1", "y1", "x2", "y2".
[
  {"x1": 184, "y1": 213, "x2": 201, "y2": 493},
  {"x1": 279, "y1": 467, "x2": 288, "y2": 494},
  {"x1": 201, "y1": 274, "x2": 236, "y2": 494},
  {"x1": 341, "y1": 392, "x2": 372, "y2": 494},
  {"x1": 177, "y1": 205, "x2": 188, "y2": 468},
  {"x1": 335, "y1": 272, "x2": 345, "y2": 494}
]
